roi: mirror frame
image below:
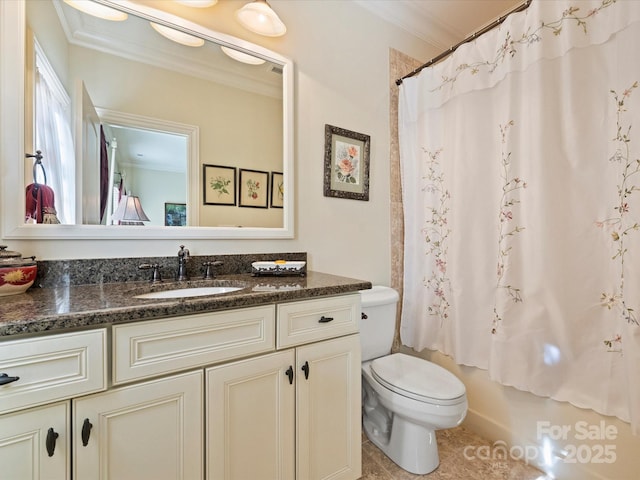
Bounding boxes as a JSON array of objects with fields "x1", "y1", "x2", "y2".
[{"x1": 0, "y1": 0, "x2": 294, "y2": 240}]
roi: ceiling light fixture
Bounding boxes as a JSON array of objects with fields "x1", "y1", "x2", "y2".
[
  {"x1": 175, "y1": 0, "x2": 218, "y2": 7},
  {"x1": 220, "y1": 46, "x2": 266, "y2": 65},
  {"x1": 150, "y1": 23, "x2": 205, "y2": 47},
  {"x1": 235, "y1": 0, "x2": 286, "y2": 37},
  {"x1": 63, "y1": 0, "x2": 128, "y2": 21}
]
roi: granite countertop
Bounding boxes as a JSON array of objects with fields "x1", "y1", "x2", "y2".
[{"x1": 0, "y1": 271, "x2": 372, "y2": 338}]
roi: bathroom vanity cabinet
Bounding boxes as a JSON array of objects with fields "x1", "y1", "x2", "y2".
[
  {"x1": 0, "y1": 292, "x2": 362, "y2": 480},
  {"x1": 0, "y1": 329, "x2": 107, "y2": 479},
  {"x1": 207, "y1": 294, "x2": 362, "y2": 480}
]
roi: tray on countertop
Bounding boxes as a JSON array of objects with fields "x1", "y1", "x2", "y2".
[{"x1": 251, "y1": 261, "x2": 306, "y2": 277}]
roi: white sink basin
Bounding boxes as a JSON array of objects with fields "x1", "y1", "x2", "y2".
[{"x1": 134, "y1": 286, "x2": 244, "y2": 299}]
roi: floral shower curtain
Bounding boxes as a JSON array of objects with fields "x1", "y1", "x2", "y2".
[{"x1": 398, "y1": 0, "x2": 640, "y2": 433}]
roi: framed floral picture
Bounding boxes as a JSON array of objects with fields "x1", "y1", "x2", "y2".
[
  {"x1": 165, "y1": 203, "x2": 186, "y2": 226},
  {"x1": 271, "y1": 171, "x2": 284, "y2": 208},
  {"x1": 239, "y1": 168, "x2": 269, "y2": 208},
  {"x1": 203, "y1": 164, "x2": 236, "y2": 205},
  {"x1": 323, "y1": 124, "x2": 370, "y2": 201}
]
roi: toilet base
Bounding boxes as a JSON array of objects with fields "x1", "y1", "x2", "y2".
[{"x1": 363, "y1": 413, "x2": 439, "y2": 475}]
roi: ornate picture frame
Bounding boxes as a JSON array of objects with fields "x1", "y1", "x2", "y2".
[{"x1": 323, "y1": 124, "x2": 370, "y2": 201}]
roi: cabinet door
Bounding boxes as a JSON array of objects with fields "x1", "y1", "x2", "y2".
[
  {"x1": 206, "y1": 350, "x2": 295, "y2": 480},
  {"x1": 0, "y1": 402, "x2": 69, "y2": 480},
  {"x1": 73, "y1": 370, "x2": 203, "y2": 480},
  {"x1": 296, "y1": 334, "x2": 362, "y2": 480}
]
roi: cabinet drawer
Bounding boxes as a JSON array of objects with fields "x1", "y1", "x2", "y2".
[
  {"x1": 112, "y1": 305, "x2": 275, "y2": 384},
  {"x1": 0, "y1": 329, "x2": 107, "y2": 415},
  {"x1": 276, "y1": 294, "x2": 360, "y2": 348}
]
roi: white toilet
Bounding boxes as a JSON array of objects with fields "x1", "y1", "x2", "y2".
[{"x1": 359, "y1": 286, "x2": 468, "y2": 475}]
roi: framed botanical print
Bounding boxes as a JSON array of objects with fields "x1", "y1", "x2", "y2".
[
  {"x1": 239, "y1": 168, "x2": 269, "y2": 208},
  {"x1": 203, "y1": 164, "x2": 236, "y2": 205},
  {"x1": 270, "y1": 171, "x2": 284, "y2": 208}
]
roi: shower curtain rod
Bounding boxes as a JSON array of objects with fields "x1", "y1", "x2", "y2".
[{"x1": 396, "y1": 0, "x2": 532, "y2": 86}]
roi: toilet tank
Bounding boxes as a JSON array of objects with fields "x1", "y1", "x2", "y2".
[{"x1": 359, "y1": 286, "x2": 400, "y2": 362}]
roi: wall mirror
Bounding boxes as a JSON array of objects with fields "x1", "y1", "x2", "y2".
[{"x1": 0, "y1": 0, "x2": 294, "y2": 240}]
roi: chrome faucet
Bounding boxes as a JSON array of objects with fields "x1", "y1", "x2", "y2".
[
  {"x1": 139, "y1": 263, "x2": 163, "y2": 283},
  {"x1": 202, "y1": 260, "x2": 224, "y2": 279},
  {"x1": 177, "y1": 245, "x2": 190, "y2": 281}
]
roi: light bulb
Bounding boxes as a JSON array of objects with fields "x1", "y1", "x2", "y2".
[
  {"x1": 63, "y1": 0, "x2": 128, "y2": 21},
  {"x1": 221, "y1": 46, "x2": 266, "y2": 65},
  {"x1": 175, "y1": 0, "x2": 218, "y2": 7},
  {"x1": 150, "y1": 23, "x2": 205, "y2": 47},
  {"x1": 235, "y1": 1, "x2": 286, "y2": 37}
]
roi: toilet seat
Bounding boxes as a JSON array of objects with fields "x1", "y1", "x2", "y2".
[{"x1": 370, "y1": 353, "x2": 466, "y2": 406}]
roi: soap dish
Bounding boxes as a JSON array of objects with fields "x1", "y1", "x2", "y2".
[{"x1": 251, "y1": 261, "x2": 306, "y2": 276}]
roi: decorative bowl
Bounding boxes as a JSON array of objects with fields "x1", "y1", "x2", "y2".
[{"x1": 0, "y1": 245, "x2": 37, "y2": 297}]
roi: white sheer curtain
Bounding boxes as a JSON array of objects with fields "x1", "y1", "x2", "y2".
[
  {"x1": 399, "y1": 0, "x2": 640, "y2": 433},
  {"x1": 34, "y1": 41, "x2": 75, "y2": 224}
]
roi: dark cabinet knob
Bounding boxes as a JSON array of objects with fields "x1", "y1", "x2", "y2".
[
  {"x1": 285, "y1": 366, "x2": 294, "y2": 384},
  {"x1": 0, "y1": 373, "x2": 20, "y2": 386},
  {"x1": 81, "y1": 418, "x2": 93, "y2": 447},
  {"x1": 46, "y1": 428, "x2": 59, "y2": 457},
  {"x1": 318, "y1": 316, "x2": 334, "y2": 323},
  {"x1": 301, "y1": 361, "x2": 310, "y2": 380}
]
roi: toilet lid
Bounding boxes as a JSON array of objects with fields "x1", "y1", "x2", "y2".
[{"x1": 370, "y1": 353, "x2": 466, "y2": 403}]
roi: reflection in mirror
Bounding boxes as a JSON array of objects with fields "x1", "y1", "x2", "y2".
[{"x1": 6, "y1": 0, "x2": 293, "y2": 239}]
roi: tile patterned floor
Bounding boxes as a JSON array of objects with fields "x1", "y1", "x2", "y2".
[{"x1": 361, "y1": 426, "x2": 552, "y2": 480}]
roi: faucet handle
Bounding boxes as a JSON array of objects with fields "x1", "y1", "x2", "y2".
[
  {"x1": 139, "y1": 263, "x2": 163, "y2": 283},
  {"x1": 178, "y1": 245, "x2": 190, "y2": 258},
  {"x1": 202, "y1": 261, "x2": 223, "y2": 279}
]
